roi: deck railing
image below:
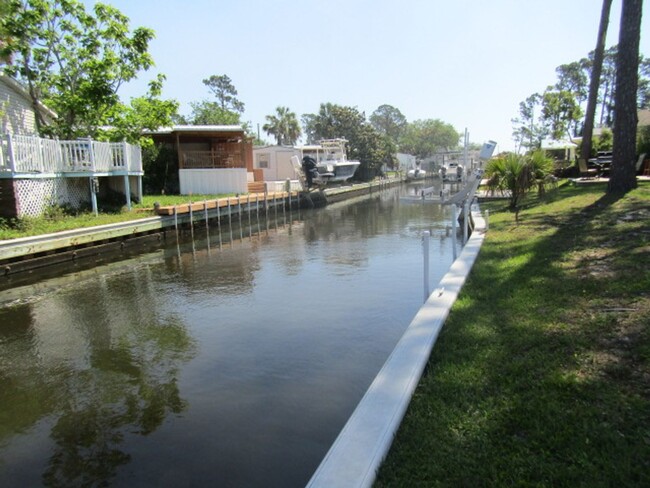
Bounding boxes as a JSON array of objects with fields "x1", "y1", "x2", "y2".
[{"x1": 0, "y1": 133, "x2": 143, "y2": 176}]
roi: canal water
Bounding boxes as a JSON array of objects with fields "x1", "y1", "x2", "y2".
[{"x1": 0, "y1": 183, "x2": 460, "y2": 487}]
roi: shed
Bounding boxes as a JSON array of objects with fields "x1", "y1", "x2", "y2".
[
  {"x1": 252, "y1": 145, "x2": 299, "y2": 182},
  {"x1": 146, "y1": 125, "x2": 256, "y2": 195}
]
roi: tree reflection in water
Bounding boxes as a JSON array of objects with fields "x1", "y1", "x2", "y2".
[
  {"x1": 0, "y1": 265, "x2": 196, "y2": 487},
  {"x1": 45, "y1": 318, "x2": 194, "y2": 487}
]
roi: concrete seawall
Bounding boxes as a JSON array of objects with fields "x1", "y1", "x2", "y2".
[
  {"x1": 307, "y1": 202, "x2": 486, "y2": 487},
  {"x1": 0, "y1": 178, "x2": 400, "y2": 276}
]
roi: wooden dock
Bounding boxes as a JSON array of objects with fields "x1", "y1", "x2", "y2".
[{"x1": 154, "y1": 191, "x2": 298, "y2": 216}]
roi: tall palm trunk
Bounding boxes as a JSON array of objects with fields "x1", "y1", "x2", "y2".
[
  {"x1": 608, "y1": 0, "x2": 643, "y2": 194},
  {"x1": 581, "y1": 0, "x2": 613, "y2": 164}
]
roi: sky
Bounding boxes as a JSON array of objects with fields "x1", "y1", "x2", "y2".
[{"x1": 84, "y1": 0, "x2": 649, "y2": 153}]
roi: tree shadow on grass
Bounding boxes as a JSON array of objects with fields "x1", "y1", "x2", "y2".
[{"x1": 377, "y1": 184, "x2": 650, "y2": 486}]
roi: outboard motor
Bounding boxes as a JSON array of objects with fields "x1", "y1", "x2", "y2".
[{"x1": 302, "y1": 156, "x2": 318, "y2": 188}]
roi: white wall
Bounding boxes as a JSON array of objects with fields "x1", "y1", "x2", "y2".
[
  {"x1": 254, "y1": 146, "x2": 298, "y2": 181},
  {"x1": 0, "y1": 78, "x2": 38, "y2": 135},
  {"x1": 179, "y1": 168, "x2": 248, "y2": 195}
]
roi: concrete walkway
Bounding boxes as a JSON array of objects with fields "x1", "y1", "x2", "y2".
[{"x1": 307, "y1": 203, "x2": 487, "y2": 488}]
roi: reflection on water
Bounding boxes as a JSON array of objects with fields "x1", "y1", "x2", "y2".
[
  {"x1": 0, "y1": 183, "x2": 458, "y2": 487},
  {"x1": 0, "y1": 267, "x2": 197, "y2": 487}
]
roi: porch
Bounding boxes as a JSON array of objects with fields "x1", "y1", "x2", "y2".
[
  {"x1": 0, "y1": 133, "x2": 142, "y2": 176},
  {"x1": 0, "y1": 133, "x2": 143, "y2": 218}
]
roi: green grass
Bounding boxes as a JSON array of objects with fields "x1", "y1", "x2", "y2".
[
  {"x1": 0, "y1": 193, "x2": 234, "y2": 240},
  {"x1": 376, "y1": 181, "x2": 650, "y2": 487}
]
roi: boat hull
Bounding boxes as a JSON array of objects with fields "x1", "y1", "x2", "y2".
[{"x1": 319, "y1": 161, "x2": 360, "y2": 182}]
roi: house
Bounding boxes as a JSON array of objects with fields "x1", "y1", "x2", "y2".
[
  {"x1": 541, "y1": 138, "x2": 577, "y2": 164},
  {"x1": 0, "y1": 74, "x2": 56, "y2": 135},
  {"x1": 146, "y1": 125, "x2": 259, "y2": 195},
  {"x1": 1, "y1": 75, "x2": 143, "y2": 219}
]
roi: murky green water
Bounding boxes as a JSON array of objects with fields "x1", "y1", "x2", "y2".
[{"x1": 0, "y1": 184, "x2": 460, "y2": 487}]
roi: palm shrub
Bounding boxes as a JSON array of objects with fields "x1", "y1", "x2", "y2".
[{"x1": 484, "y1": 150, "x2": 553, "y2": 211}]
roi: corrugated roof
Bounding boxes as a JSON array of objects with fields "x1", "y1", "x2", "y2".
[{"x1": 144, "y1": 125, "x2": 244, "y2": 135}]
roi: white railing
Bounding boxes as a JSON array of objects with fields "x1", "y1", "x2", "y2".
[{"x1": 0, "y1": 133, "x2": 142, "y2": 175}]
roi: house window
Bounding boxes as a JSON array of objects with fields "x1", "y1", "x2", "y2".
[{"x1": 256, "y1": 153, "x2": 270, "y2": 169}]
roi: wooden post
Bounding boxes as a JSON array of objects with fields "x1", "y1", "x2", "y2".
[
  {"x1": 124, "y1": 175, "x2": 132, "y2": 210},
  {"x1": 90, "y1": 177, "x2": 98, "y2": 216},
  {"x1": 137, "y1": 176, "x2": 143, "y2": 204}
]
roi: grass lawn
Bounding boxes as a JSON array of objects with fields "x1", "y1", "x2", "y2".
[
  {"x1": 0, "y1": 194, "x2": 233, "y2": 240},
  {"x1": 376, "y1": 181, "x2": 650, "y2": 486}
]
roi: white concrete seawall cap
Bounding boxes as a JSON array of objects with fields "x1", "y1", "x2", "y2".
[{"x1": 307, "y1": 203, "x2": 486, "y2": 488}]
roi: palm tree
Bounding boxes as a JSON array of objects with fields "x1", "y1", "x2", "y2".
[
  {"x1": 484, "y1": 150, "x2": 553, "y2": 212},
  {"x1": 263, "y1": 106, "x2": 301, "y2": 146}
]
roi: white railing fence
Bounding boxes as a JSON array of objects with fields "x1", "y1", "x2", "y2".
[{"x1": 0, "y1": 133, "x2": 142, "y2": 175}]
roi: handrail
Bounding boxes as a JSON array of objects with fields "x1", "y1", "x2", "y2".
[{"x1": 0, "y1": 133, "x2": 142, "y2": 175}]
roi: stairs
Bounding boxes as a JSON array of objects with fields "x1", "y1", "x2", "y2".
[{"x1": 247, "y1": 181, "x2": 266, "y2": 193}]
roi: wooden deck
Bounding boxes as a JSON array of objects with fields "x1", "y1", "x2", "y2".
[{"x1": 154, "y1": 191, "x2": 298, "y2": 216}]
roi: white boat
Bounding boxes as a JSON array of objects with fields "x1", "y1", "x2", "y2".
[
  {"x1": 406, "y1": 167, "x2": 426, "y2": 180},
  {"x1": 298, "y1": 139, "x2": 361, "y2": 183},
  {"x1": 439, "y1": 161, "x2": 464, "y2": 182}
]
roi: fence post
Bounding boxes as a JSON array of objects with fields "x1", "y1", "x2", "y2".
[
  {"x1": 88, "y1": 139, "x2": 96, "y2": 172},
  {"x1": 463, "y1": 200, "x2": 469, "y2": 244},
  {"x1": 423, "y1": 230, "x2": 430, "y2": 303},
  {"x1": 451, "y1": 204, "x2": 457, "y2": 261},
  {"x1": 123, "y1": 141, "x2": 130, "y2": 171},
  {"x1": 124, "y1": 175, "x2": 132, "y2": 211},
  {"x1": 89, "y1": 177, "x2": 98, "y2": 216},
  {"x1": 6, "y1": 132, "x2": 16, "y2": 174}
]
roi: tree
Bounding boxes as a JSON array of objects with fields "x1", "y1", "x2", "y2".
[
  {"x1": 540, "y1": 88, "x2": 583, "y2": 140},
  {"x1": 263, "y1": 106, "x2": 301, "y2": 145},
  {"x1": 2, "y1": 0, "x2": 158, "y2": 139},
  {"x1": 511, "y1": 93, "x2": 548, "y2": 152},
  {"x1": 484, "y1": 150, "x2": 553, "y2": 212},
  {"x1": 188, "y1": 100, "x2": 241, "y2": 125},
  {"x1": 608, "y1": 0, "x2": 643, "y2": 194},
  {"x1": 399, "y1": 119, "x2": 459, "y2": 159},
  {"x1": 202, "y1": 74, "x2": 245, "y2": 114},
  {"x1": 555, "y1": 61, "x2": 589, "y2": 105},
  {"x1": 301, "y1": 113, "x2": 317, "y2": 144},
  {"x1": 581, "y1": 0, "x2": 613, "y2": 164},
  {"x1": 98, "y1": 74, "x2": 178, "y2": 144},
  {"x1": 369, "y1": 104, "x2": 407, "y2": 146},
  {"x1": 0, "y1": 0, "x2": 11, "y2": 64}
]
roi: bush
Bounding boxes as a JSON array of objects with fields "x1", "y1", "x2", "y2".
[{"x1": 142, "y1": 145, "x2": 179, "y2": 194}]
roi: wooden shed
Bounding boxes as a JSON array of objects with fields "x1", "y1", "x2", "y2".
[{"x1": 146, "y1": 125, "x2": 258, "y2": 195}]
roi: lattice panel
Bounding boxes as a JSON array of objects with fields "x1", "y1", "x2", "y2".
[
  {"x1": 13, "y1": 177, "x2": 91, "y2": 217},
  {"x1": 58, "y1": 178, "x2": 90, "y2": 209},
  {"x1": 14, "y1": 179, "x2": 57, "y2": 217}
]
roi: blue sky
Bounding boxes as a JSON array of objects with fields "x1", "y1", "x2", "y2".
[{"x1": 87, "y1": 0, "x2": 649, "y2": 152}]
